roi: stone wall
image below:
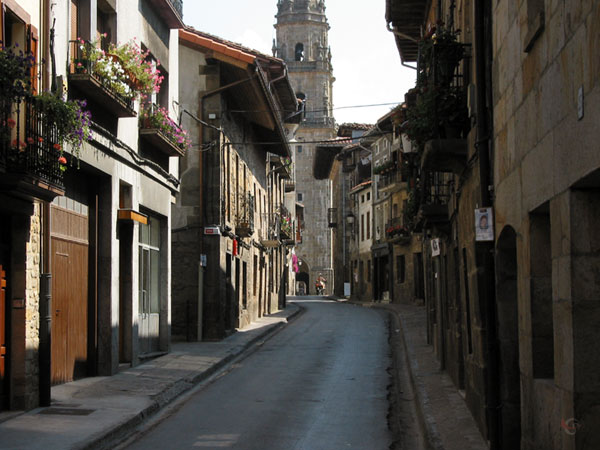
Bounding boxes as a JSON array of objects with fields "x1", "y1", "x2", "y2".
[
  {"x1": 493, "y1": 2, "x2": 600, "y2": 449},
  {"x1": 24, "y1": 203, "x2": 41, "y2": 409}
]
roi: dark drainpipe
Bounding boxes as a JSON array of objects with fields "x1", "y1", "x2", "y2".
[{"x1": 474, "y1": 0, "x2": 499, "y2": 448}]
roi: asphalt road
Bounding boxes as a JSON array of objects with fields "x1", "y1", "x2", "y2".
[{"x1": 126, "y1": 297, "x2": 392, "y2": 450}]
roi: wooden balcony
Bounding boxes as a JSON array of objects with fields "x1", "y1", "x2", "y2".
[
  {"x1": 68, "y1": 72, "x2": 136, "y2": 118},
  {"x1": 68, "y1": 41, "x2": 136, "y2": 118}
]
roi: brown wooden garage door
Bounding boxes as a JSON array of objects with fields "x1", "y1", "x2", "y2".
[
  {"x1": 0, "y1": 264, "x2": 6, "y2": 409},
  {"x1": 51, "y1": 205, "x2": 89, "y2": 385}
]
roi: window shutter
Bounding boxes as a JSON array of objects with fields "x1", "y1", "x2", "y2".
[
  {"x1": 70, "y1": 0, "x2": 78, "y2": 41},
  {"x1": 27, "y1": 24, "x2": 38, "y2": 95}
]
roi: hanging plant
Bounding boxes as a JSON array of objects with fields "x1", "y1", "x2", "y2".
[{"x1": 33, "y1": 92, "x2": 93, "y2": 162}]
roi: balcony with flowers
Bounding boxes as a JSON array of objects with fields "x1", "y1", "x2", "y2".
[
  {"x1": 139, "y1": 103, "x2": 190, "y2": 157},
  {"x1": 1, "y1": 46, "x2": 92, "y2": 201},
  {"x1": 386, "y1": 217, "x2": 411, "y2": 245},
  {"x1": 68, "y1": 36, "x2": 163, "y2": 118},
  {"x1": 279, "y1": 204, "x2": 293, "y2": 241}
]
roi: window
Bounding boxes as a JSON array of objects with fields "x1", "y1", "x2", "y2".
[
  {"x1": 295, "y1": 43, "x2": 304, "y2": 61},
  {"x1": 361, "y1": 214, "x2": 365, "y2": 241},
  {"x1": 366, "y1": 211, "x2": 370, "y2": 240},
  {"x1": 297, "y1": 145, "x2": 303, "y2": 153},
  {"x1": 139, "y1": 215, "x2": 162, "y2": 315},
  {"x1": 297, "y1": 193, "x2": 303, "y2": 202},
  {"x1": 367, "y1": 259, "x2": 371, "y2": 282},
  {"x1": 397, "y1": 255, "x2": 405, "y2": 283},
  {"x1": 367, "y1": 192, "x2": 370, "y2": 201},
  {"x1": 530, "y1": 209, "x2": 554, "y2": 379},
  {"x1": 361, "y1": 194, "x2": 365, "y2": 203}
]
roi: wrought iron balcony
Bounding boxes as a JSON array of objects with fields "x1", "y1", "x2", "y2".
[
  {"x1": 0, "y1": 97, "x2": 65, "y2": 201},
  {"x1": 279, "y1": 204, "x2": 293, "y2": 240},
  {"x1": 235, "y1": 193, "x2": 255, "y2": 238},
  {"x1": 416, "y1": 171, "x2": 452, "y2": 227}
]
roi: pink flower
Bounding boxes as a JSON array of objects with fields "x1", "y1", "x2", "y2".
[
  {"x1": 27, "y1": 137, "x2": 34, "y2": 144},
  {"x1": 7, "y1": 118, "x2": 16, "y2": 128},
  {"x1": 38, "y1": 137, "x2": 44, "y2": 143},
  {"x1": 58, "y1": 156, "x2": 67, "y2": 165},
  {"x1": 53, "y1": 143, "x2": 61, "y2": 151}
]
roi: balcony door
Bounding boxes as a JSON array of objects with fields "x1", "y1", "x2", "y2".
[{"x1": 138, "y1": 216, "x2": 160, "y2": 355}]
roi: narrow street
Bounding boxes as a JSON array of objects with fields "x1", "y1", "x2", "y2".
[{"x1": 125, "y1": 298, "x2": 392, "y2": 450}]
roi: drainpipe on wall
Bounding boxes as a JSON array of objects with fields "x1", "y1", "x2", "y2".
[
  {"x1": 474, "y1": 0, "x2": 499, "y2": 448},
  {"x1": 39, "y1": 0, "x2": 52, "y2": 407}
]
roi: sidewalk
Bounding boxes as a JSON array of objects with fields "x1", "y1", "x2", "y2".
[
  {"x1": 0, "y1": 304, "x2": 301, "y2": 450},
  {"x1": 358, "y1": 300, "x2": 488, "y2": 450}
]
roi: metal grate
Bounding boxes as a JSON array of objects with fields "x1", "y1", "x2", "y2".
[{"x1": 39, "y1": 407, "x2": 95, "y2": 416}]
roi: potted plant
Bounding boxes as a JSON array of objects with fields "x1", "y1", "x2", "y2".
[{"x1": 139, "y1": 103, "x2": 191, "y2": 153}]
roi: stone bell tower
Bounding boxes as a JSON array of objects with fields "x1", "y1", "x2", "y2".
[{"x1": 273, "y1": 0, "x2": 336, "y2": 294}]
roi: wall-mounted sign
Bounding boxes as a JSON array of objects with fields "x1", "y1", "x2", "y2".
[
  {"x1": 204, "y1": 226, "x2": 220, "y2": 235},
  {"x1": 431, "y1": 238, "x2": 440, "y2": 257},
  {"x1": 475, "y1": 207, "x2": 494, "y2": 241}
]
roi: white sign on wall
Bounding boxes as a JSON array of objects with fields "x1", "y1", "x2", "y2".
[
  {"x1": 475, "y1": 207, "x2": 494, "y2": 241},
  {"x1": 431, "y1": 238, "x2": 441, "y2": 257}
]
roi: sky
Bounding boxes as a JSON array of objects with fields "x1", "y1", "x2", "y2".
[{"x1": 182, "y1": 0, "x2": 416, "y2": 125}]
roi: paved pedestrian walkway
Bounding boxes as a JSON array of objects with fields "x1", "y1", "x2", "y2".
[
  {"x1": 0, "y1": 304, "x2": 301, "y2": 450},
  {"x1": 357, "y1": 300, "x2": 489, "y2": 450}
]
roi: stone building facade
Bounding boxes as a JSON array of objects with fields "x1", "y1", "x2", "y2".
[
  {"x1": 273, "y1": 0, "x2": 336, "y2": 294},
  {"x1": 388, "y1": 0, "x2": 600, "y2": 449},
  {"x1": 1, "y1": 0, "x2": 184, "y2": 411},
  {"x1": 173, "y1": 29, "x2": 299, "y2": 340},
  {"x1": 493, "y1": 2, "x2": 600, "y2": 449}
]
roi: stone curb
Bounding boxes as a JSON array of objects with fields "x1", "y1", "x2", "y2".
[
  {"x1": 80, "y1": 303, "x2": 303, "y2": 450},
  {"x1": 343, "y1": 300, "x2": 444, "y2": 450}
]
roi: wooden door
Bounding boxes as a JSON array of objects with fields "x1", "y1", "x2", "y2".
[
  {"x1": 0, "y1": 265, "x2": 6, "y2": 410},
  {"x1": 51, "y1": 205, "x2": 89, "y2": 384}
]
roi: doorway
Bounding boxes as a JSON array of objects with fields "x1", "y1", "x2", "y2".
[
  {"x1": 138, "y1": 215, "x2": 161, "y2": 355},
  {"x1": 495, "y1": 226, "x2": 521, "y2": 449},
  {"x1": 51, "y1": 204, "x2": 89, "y2": 384}
]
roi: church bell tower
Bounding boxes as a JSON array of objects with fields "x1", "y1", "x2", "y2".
[{"x1": 274, "y1": 0, "x2": 336, "y2": 294}]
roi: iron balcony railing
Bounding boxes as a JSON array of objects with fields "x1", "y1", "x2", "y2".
[
  {"x1": 0, "y1": 97, "x2": 64, "y2": 190},
  {"x1": 280, "y1": 204, "x2": 293, "y2": 239},
  {"x1": 236, "y1": 193, "x2": 255, "y2": 237}
]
